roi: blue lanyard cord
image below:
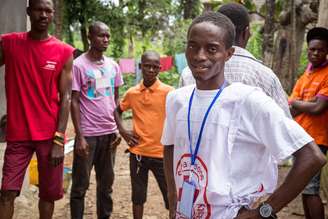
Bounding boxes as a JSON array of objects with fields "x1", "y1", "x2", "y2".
[{"x1": 187, "y1": 81, "x2": 226, "y2": 165}]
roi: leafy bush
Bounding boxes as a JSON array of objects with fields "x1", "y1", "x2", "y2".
[
  {"x1": 119, "y1": 74, "x2": 136, "y2": 97},
  {"x1": 246, "y1": 23, "x2": 263, "y2": 60},
  {"x1": 297, "y1": 43, "x2": 308, "y2": 77},
  {"x1": 163, "y1": 19, "x2": 192, "y2": 55},
  {"x1": 158, "y1": 67, "x2": 180, "y2": 88}
]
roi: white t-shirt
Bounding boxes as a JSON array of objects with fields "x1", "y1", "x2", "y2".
[{"x1": 161, "y1": 83, "x2": 313, "y2": 219}]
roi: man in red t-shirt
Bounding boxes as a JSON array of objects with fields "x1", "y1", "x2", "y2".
[{"x1": 0, "y1": 0, "x2": 74, "y2": 218}]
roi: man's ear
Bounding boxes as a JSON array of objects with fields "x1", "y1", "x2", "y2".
[
  {"x1": 87, "y1": 33, "x2": 91, "y2": 43},
  {"x1": 243, "y1": 25, "x2": 251, "y2": 44},
  {"x1": 225, "y1": 47, "x2": 235, "y2": 62},
  {"x1": 138, "y1": 63, "x2": 142, "y2": 69}
]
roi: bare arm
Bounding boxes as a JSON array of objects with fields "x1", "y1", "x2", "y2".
[
  {"x1": 114, "y1": 87, "x2": 120, "y2": 106},
  {"x1": 51, "y1": 55, "x2": 73, "y2": 166},
  {"x1": 236, "y1": 142, "x2": 326, "y2": 219},
  {"x1": 71, "y1": 91, "x2": 82, "y2": 137},
  {"x1": 113, "y1": 106, "x2": 139, "y2": 147},
  {"x1": 71, "y1": 91, "x2": 89, "y2": 157},
  {"x1": 57, "y1": 55, "x2": 73, "y2": 132},
  {"x1": 291, "y1": 97, "x2": 328, "y2": 115},
  {"x1": 164, "y1": 145, "x2": 177, "y2": 219}
]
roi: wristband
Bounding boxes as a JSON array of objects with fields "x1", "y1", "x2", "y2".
[
  {"x1": 53, "y1": 139, "x2": 64, "y2": 147},
  {"x1": 54, "y1": 131, "x2": 65, "y2": 138},
  {"x1": 54, "y1": 131, "x2": 67, "y2": 143}
]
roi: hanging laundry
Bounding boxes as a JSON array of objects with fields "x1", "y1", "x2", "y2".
[
  {"x1": 174, "y1": 53, "x2": 187, "y2": 74},
  {"x1": 160, "y1": 56, "x2": 173, "y2": 72},
  {"x1": 135, "y1": 58, "x2": 142, "y2": 84},
  {"x1": 119, "y1": 58, "x2": 135, "y2": 74}
]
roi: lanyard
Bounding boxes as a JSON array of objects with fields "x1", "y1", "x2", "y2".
[{"x1": 187, "y1": 81, "x2": 226, "y2": 168}]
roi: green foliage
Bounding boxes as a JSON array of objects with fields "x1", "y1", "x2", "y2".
[
  {"x1": 298, "y1": 43, "x2": 308, "y2": 77},
  {"x1": 119, "y1": 74, "x2": 135, "y2": 119},
  {"x1": 246, "y1": 23, "x2": 263, "y2": 60},
  {"x1": 103, "y1": 3, "x2": 126, "y2": 58},
  {"x1": 242, "y1": 0, "x2": 257, "y2": 11},
  {"x1": 163, "y1": 19, "x2": 192, "y2": 55},
  {"x1": 158, "y1": 68, "x2": 181, "y2": 88},
  {"x1": 258, "y1": 0, "x2": 284, "y2": 23},
  {"x1": 119, "y1": 74, "x2": 136, "y2": 97},
  {"x1": 178, "y1": 0, "x2": 201, "y2": 19}
]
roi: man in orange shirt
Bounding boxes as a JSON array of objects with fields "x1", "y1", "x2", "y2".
[
  {"x1": 290, "y1": 27, "x2": 328, "y2": 219},
  {"x1": 114, "y1": 51, "x2": 174, "y2": 219}
]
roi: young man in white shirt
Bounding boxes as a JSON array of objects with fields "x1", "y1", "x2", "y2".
[{"x1": 162, "y1": 12, "x2": 326, "y2": 219}]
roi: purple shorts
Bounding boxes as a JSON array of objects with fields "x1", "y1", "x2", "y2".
[{"x1": 1, "y1": 140, "x2": 64, "y2": 201}]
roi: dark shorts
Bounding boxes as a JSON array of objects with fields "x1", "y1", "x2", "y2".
[
  {"x1": 303, "y1": 145, "x2": 328, "y2": 195},
  {"x1": 129, "y1": 153, "x2": 169, "y2": 209},
  {"x1": 1, "y1": 140, "x2": 64, "y2": 201}
]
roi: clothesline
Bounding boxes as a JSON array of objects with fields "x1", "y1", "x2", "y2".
[{"x1": 118, "y1": 53, "x2": 187, "y2": 75}]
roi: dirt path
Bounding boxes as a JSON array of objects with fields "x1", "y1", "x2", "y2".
[{"x1": 12, "y1": 120, "x2": 327, "y2": 218}]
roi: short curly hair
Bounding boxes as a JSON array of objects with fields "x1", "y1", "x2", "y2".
[
  {"x1": 218, "y1": 3, "x2": 250, "y2": 42},
  {"x1": 307, "y1": 27, "x2": 328, "y2": 45},
  {"x1": 187, "y1": 11, "x2": 235, "y2": 49}
]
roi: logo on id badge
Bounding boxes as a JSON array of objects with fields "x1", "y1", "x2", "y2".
[{"x1": 179, "y1": 181, "x2": 196, "y2": 218}]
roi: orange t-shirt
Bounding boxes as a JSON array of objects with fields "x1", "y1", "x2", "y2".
[
  {"x1": 120, "y1": 79, "x2": 174, "y2": 158},
  {"x1": 290, "y1": 64, "x2": 328, "y2": 146}
]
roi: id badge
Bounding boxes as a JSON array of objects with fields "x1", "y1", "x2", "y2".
[
  {"x1": 179, "y1": 181, "x2": 196, "y2": 218},
  {"x1": 96, "y1": 77, "x2": 110, "y2": 89}
]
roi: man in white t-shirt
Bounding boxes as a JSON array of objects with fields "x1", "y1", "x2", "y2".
[
  {"x1": 178, "y1": 3, "x2": 291, "y2": 118},
  {"x1": 162, "y1": 12, "x2": 326, "y2": 219}
]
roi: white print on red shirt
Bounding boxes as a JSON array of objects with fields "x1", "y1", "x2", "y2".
[
  {"x1": 176, "y1": 153, "x2": 211, "y2": 219},
  {"x1": 42, "y1": 61, "x2": 57, "y2": 71}
]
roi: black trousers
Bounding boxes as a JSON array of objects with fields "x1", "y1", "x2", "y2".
[
  {"x1": 70, "y1": 134, "x2": 116, "y2": 219},
  {"x1": 129, "y1": 153, "x2": 169, "y2": 209}
]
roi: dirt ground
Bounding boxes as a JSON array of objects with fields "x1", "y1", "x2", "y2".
[{"x1": 12, "y1": 120, "x2": 328, "y2": 219}]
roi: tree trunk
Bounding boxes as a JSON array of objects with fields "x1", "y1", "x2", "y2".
[
  {"x1": 202, "y1": 2, "x2": 214, "y2": 13},
  {"x1": 289, "y1": 0, "x2": 297, "y2": 93},
  {"x1": 80, "y1": 24, "x2": 88, "y2": 51},
  {"x1": 272, "y1": 0, "x2": 317, "y2": 93},
  {"x1": 317, "y1": 0, "x2": 328, "y2": 27},
  {"x1": 79, "y1": 0, "x2": 89, "y2": 51},
  {"x1": 128, "y1": 34, "x2": 134, "y2": 58},
  {"x1": 53, "y1": 0, "x2": 63, "y2": 39},
  {"x1": 262, "y1": 0, "x2": 275, "y2": 66},
  {"x1": 183, "y1": 0, "x2": 199, "y2": 19},
  {"x1": 67, "y1": 28, "x2": 74, "y2": 46}
]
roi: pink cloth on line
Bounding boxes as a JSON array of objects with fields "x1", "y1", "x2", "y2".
[
  {"x1": 119, "y1": 58, "x2": 135, "y2": 73},
  {"x1": 160, "y1": 56, "x2": 173, "y2": 72}
]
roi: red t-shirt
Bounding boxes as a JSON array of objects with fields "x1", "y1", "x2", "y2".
[{"x1": 1, "y1": 32, "x2": 74, "y2": 141}]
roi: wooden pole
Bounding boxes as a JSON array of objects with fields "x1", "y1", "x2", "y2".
[{"x1": 289, "y1": 0, "x2": 297, "y2": 92}]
